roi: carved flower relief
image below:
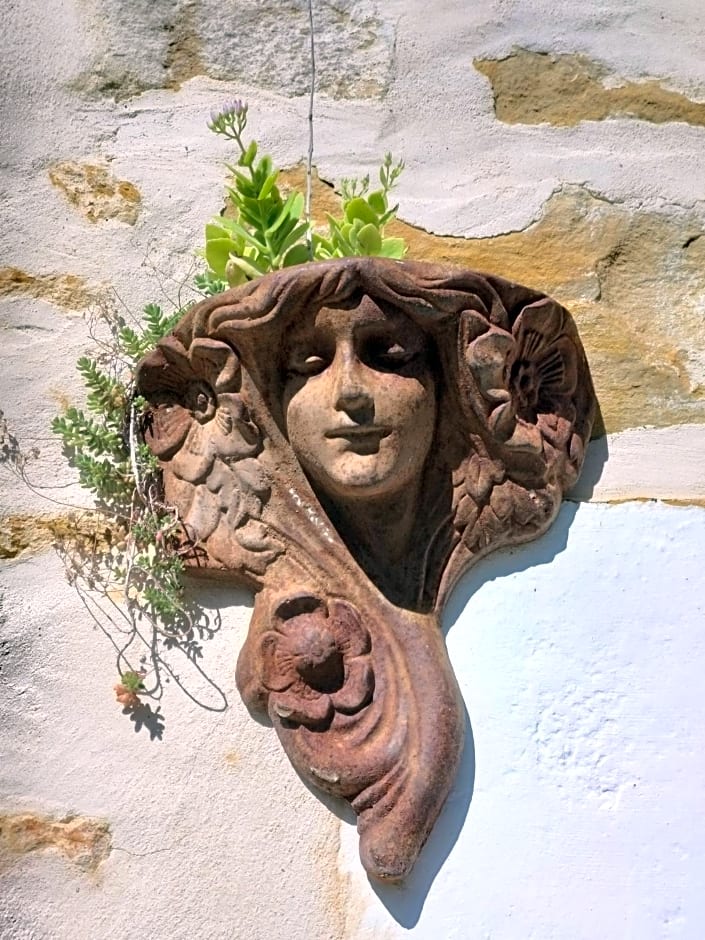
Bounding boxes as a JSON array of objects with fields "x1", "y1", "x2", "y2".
[
  {"x1": 260, "y1": 596, "x2": 374, "y2": 729},
  {"x1": 138, "y1": 335, "x2": 275, "y2": 544},
  {"x1": 463, "y1": 299, "x2": 579, "y2": 456},
  {"x1": 139, "y1": 335, "x2": 260, "y2": 472}
]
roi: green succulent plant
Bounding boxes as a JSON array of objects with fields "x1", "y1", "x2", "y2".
[{"x1": 204, "y1": 101, "x2": 407, "y2": 287}]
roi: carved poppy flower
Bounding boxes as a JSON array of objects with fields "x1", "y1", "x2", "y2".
[
  {"x1": 137, "y1": 335, "x2": 265, "y2": 538},
  {"x1": 138, "y1": 335, "x2": 260, "y2": 469},
  {"x1": 137, "y1": 334, "x2": 283, "y2": 569},
  {"x1": 261, "y1": 596, "x2": 374, "y2": 729},
  {"x1": 465, "y1": 298, "x2": 578, "y2": 453}
]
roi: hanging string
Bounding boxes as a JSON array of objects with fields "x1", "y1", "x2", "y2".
[{"x1": 305, "y1": 0, "x2": 316, "y2": 258}]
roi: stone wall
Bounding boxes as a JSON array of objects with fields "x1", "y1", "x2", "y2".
[{"x1": 1, "y1": 1, "x2": 704, "y2": 937}]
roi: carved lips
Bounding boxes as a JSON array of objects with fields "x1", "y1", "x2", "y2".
[
  {"x1": 324, "y1": 423, "x2": 392, "y2": 455},
  {"x1": 324, "y1": 424, "x2": 392, "y2": 439}
]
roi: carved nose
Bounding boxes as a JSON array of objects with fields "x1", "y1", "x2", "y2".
[{"x1": 333, "y1": 353, "x2": 373, "y2": 413}]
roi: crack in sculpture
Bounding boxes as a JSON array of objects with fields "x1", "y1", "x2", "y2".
[{"x1": 137, "y1": 257, "x2": 596, "y2": 881}]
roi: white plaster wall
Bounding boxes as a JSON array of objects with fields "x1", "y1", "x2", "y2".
[
  {"x1": 339, "y1": 502, "x2": 705, "y2": 938},
  {"x1": 0, "y1": 559, "x2": 348, "y2": 940},
  {"x1": 2, "y1": 0, "x2": 705, "y2": 937},
  {"x1": 3, "y1": 503, "x2": 703, "y2": 938},
  {"x1": 374, "y1": 0, "x2": 705, "y2": 232}
]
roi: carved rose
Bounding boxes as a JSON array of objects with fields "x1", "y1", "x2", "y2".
[
  {"x1": 465, "y1": 299, "x2": 578, "y2": 454},
  {"x1": 261, "y1": 597, "x2": 374, "y2": 728}
]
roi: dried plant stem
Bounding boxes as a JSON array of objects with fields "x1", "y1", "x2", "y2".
[{"x1": 128, "y1": 401, "x2": 144, "y2": 501}]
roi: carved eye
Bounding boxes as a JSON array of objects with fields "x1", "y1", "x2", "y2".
[
  {"x1": 289, "y1": 354, "x2": 328, "y2": 377},
  {"x1": 367, "y1": 340, "x2": 416, "y2": 370},
  {"x1": 382, "y1": 343, "x2": 409, "y2": 361}
]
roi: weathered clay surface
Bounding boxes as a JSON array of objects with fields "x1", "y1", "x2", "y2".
[
  {"x1": 137, "y1": 257, "x2": 595, "y2": 880},
  {"x1": 49, "y1": 162, "x2": 141, "y2": 225},
  {"x1": 0, "y1": 812, "x2": 111, "y2": 871},
  {"x1": 2, "y1": 0, "x2": 704, "y2": 934},
  {"x1": 475, "y1": 49, "x2": 705, "y2": 127}
]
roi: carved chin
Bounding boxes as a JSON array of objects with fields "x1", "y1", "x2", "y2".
[{"x1": 305, "y1": 447, "x2": 419, "y2": 502}]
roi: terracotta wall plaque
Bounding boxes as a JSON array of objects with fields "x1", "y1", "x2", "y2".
[{"x1": 137, "y1": 257, "x2": 596, "y2": 881}]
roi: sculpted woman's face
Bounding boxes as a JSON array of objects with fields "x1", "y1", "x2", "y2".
[{"x1": 282, "y1": 295, "x2": 437, "y2": 502}]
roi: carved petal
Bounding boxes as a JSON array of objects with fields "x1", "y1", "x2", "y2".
[
  {"x1": 137, "y1": 336, "x2": 193, "y2": 396},
  {"x1": 459, "y1": 309, "x2": 491, "y2": 344},
  {"x1": 453, "y1": 494, "x2": 479, "y2": 530},
  {"x1": 215, "y1": 395, "x2": 258, "y2": 448},
  {"x1": 465, "y1": 329, "x2": 514, "y2": 393},
  {"x1": 474, "y1": 503, "x2": 507, "y2": 548},
  {"x1": 514, "y1": 298, "x2": 564, "y2": 349},
  {"x1": 234, "y1": 458, "x2": 270, "y2": 497},
  {"x1": 487, "y1": 400, "x2": 516, "y2": 439},
  {"x1": 189, "y1": 338, "x2": 241, "y2": 392},
  {"x1": 270, "y1": 688, "x2": 333, "y2": 727},
  {"x1": 235, "y1": 519, "x2": 283, "y2": 556},
  {"x1": 485, "y1": 387, "x2": 511, "y2": 404},
  {"x1": 205, "y1": 458, "x2": 234, "y2": 499},
  {"x1": 539, "y1": 336, "x2": 578, "y2": 396},
  {"x1": 464, "y1": 454, "x2": 505, "y2": 503},
  {"x1": 489, "y1": 481, "x2": 517, "y2": 522},
  {"x1": 209, "y1": 421, "x2": 259, "y2": 460},
  {"x1": 511, "y1": 486, "x2": 548, "y2": 526},
  {"x1": 329, "y1": 600, "x2": 370, "y2": 657},
  {"x1": 185, "y1": 483, "x2": 222, "y2": 541},
  {"x1": 560, "y1": 400, "x2": 577, "y2": 427},
  {"x1": 331, "y1": 659, "x2": 374, "y2": 714},
  {"x1": 260, "y1": 632, "x2": 295, "y2": 692},
  {"x1": 569, "y1": 432, "x2": 584, "y2": 465},
  {"x1": 537, "y1": 412, "x2": 573, "y2": 449},
  {"x1": 170, "y1": 422, "x2": 213, "y2": 484},
  {"x1": 146, "y1": 404, "x2": 191, "y2": 459}
]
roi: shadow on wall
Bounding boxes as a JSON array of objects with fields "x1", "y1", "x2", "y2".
[
  {"x1": 109, "y1": 579, "x2": 253, "y2": 739},
  {"x1": 445, "y1": 500, "x2": 580, "y2": 630},
  {"x1": 369, "y1": 474, "x2": 610, "y2": 927},
  {"x1": 568, "y1": 431, "x2": 609, "y2": 502}
]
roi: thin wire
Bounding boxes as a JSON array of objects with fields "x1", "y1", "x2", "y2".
[{"x1": 305, "y1": 0, "x2": 316, "y2": 259}]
